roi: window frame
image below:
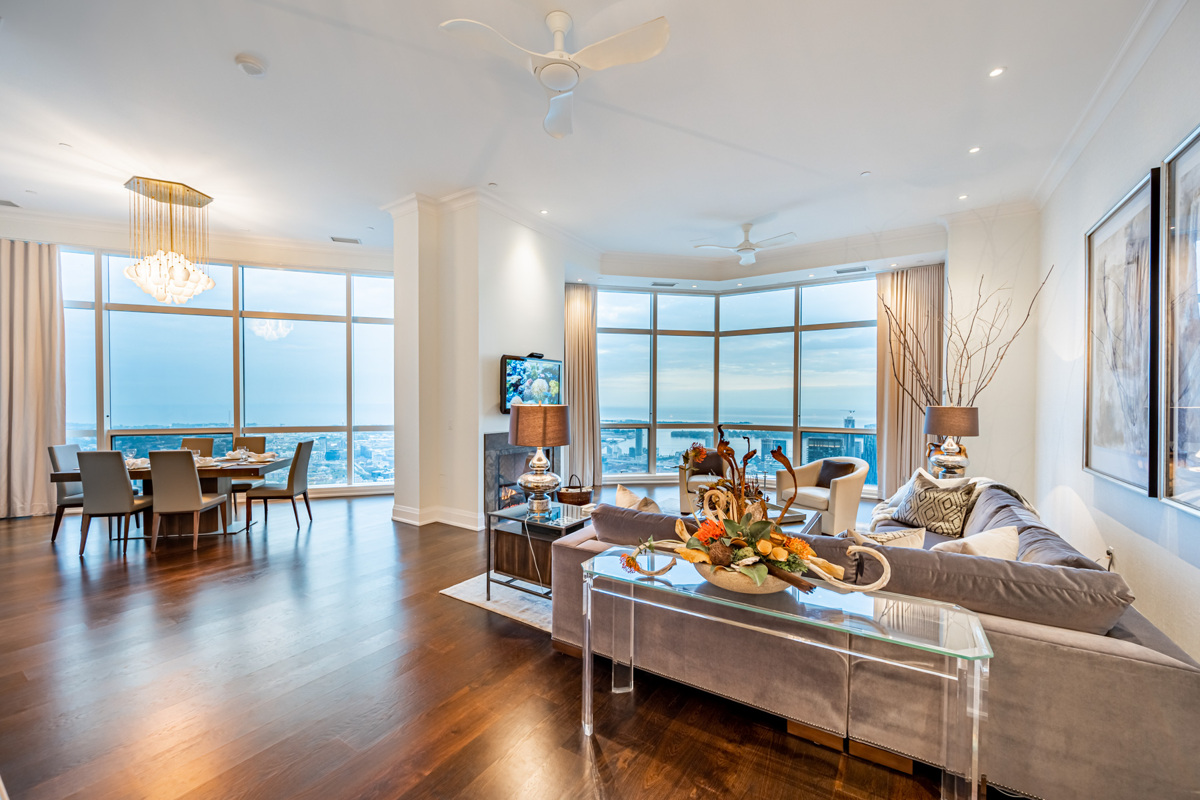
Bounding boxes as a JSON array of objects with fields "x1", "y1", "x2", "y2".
[
  {"x1": 597, "y1": 280, "x2": 878, "y2": 490},
  {"x1": 60, "y1": 250, "x2": 394, "y2": 490}
]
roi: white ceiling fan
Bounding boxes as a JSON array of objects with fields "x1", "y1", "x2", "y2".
[
  {"x1": 439, "y1": 11, "x2": 669, "y2": 139},
  {"x1": 695, "y1": 223, "x2": 798, "y2": 266}
]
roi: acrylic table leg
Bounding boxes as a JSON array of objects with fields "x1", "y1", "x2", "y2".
[
  {"x1": 582, "y1": 574, "x2": 594, "y2": 736},
  {"x1": 486, "y1": 516, "x2": 493, "y2": 601},
  {"x1": 610, "y1": 581, "x2": 634, "y2": 693},
  {"x1": 942, "y1": 656, "x2": 989, "y2": 800}
]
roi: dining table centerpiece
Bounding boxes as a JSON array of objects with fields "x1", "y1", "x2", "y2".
[{"x1": 622, "y1": 430, "x2": 893, "y2": 594}]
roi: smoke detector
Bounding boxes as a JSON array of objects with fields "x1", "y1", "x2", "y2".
[{"x1": 235, "y1": 53, "x2": 267, "y2": 77}]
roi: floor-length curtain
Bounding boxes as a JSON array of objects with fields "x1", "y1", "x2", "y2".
[
  {"x1": 876, "y1": 263, "x2": 943, "y2": 498},
  {"x1": 0, "y1": 239, "x2": 64, "y2": 518},
  {"x1": 564, "y1": 283, "x2": 602, "y2": 487}
]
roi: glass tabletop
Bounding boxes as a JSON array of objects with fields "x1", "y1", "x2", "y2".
[
  {"x1": 582, "y1": 548, "x2": 992, "y2": 661},
  {"x1": 490, "y1": 502, "x2": 590, "y2": 529}
]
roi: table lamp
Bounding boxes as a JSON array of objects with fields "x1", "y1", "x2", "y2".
[
  {"x1": 924, "y1": 405, "x2": 979, "y2": 478},
  {"x1": 509, "y1": 403, "x2": 570, "y2": 515}
]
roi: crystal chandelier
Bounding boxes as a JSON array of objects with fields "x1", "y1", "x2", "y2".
[{"x1": 124, "y1": 176, "x2": 214, "y2": 304}]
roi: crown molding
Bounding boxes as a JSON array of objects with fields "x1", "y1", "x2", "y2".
[
  {"x1": 437, "y1": 188, "x2": 602, "y2": 260},
  {"x1": 0, "y1": 207, "x2": 393, "y2": 271},
  {"x1": 1033, "y1": 0, "x2": 1187, "y2": 206},
  {"x1": 381, "y1": 192, "x2": 440, "y2": 219}
]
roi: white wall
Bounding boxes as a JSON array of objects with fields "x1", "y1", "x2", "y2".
[
  {"x1": 1037, "y1": 0, "x2": 1200, "y2": 656},
  {"x1": 941, "y1": 205, "x2": 1042, "y2": 497}
]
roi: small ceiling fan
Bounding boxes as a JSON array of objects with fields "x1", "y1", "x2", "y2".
[
  {"x1": 440, "y1": 11, "x2": 669, "y2": 138},
  {"x1": 695, "y1": 224, "x2": 798, "y2": 266}
]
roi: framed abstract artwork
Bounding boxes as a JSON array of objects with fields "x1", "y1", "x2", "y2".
[
  {"x1": 1084, "y1": 168, "x2": 1160, "y2": 494},
  {"x1": 1163, "y1": 124, "x2": 1200, "y2": 513}
]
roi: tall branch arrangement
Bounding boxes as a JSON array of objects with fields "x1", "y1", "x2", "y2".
[{"x1": 880, "y1": 266, "x2": 1053, "y2": 414}]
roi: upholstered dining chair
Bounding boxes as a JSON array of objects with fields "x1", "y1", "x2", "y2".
[
  {"x1": 775, "y1": 457, "x2": 869, "y2": 535},
  {"x1": 180, "y1": 437, "x2": 214, "y2": 457},
  {"x1": 48, "y1": 444, "x2": 84, "y2": 542},
  {"x1": 76, "y1": 451, "x2": 153, "y2": 556},
  {"x1": 246, "y1": 440, "x2": 313, "y2": 527},
  {"x1": 148, "y1": 450, "x2": 228, "y2": 552},
  {"x1": 230, "y1": 436, "x2": 267, "y2": 519}
]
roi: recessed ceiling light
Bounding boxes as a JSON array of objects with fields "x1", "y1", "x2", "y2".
[
  {"x1": 737, "y1": 283, "x2": 743, "y2": 286},
  {"x1": 25, "y1": 189, "x2": 36, "y2": 194},
  {"x1": 235, "y1": 53, "x2": 267, "y2": 77},
  {"x1": 958, "y1": 194, "x2": 968, "y2": 200},
  {"x1": 487, "y1": 182, "x2": 498, "y2": 188},
  {"x1": 691, "y1": 284, "x2": 697, "y2": 288},
  {"x1": 860, "y1": 171, "x2": 872, "y2": 177},
  {"x1": 968, "y1": 147, "x2": 981, "y2": 154},
  {"x1": 577, "y1": 278, "x2": 583, "y2": 282},
  {"x1": 367, "y1": 226, "x2": 375, "y2": 231},
  {"x1": 988, "y1": 67, "x2": 1005, "y2": 78},
  {"x1": 809, "y1": 274, "x2": 815, "y2": 278},
  {"x1": 890, "y1": 263, "x2": 898, "y2": 267},
  {"x1": 58, "y1": 142, "x2": 72, "y2": 149},
  {"x1": 539, "y1": 209, "x2": 548, "y2": 215}
]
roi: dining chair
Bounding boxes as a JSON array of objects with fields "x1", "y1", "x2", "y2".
[
  {"x1": 246, "y1": 440, "x2": 314, "y2": 527},
  {"x1": 76, "y1": 451, "x2": 153, "y2": 556},
  {"x1": 148, "y1": 450, "x2": 228, "y2": 552},
  {"x1": 230, "y1": 436, "x2": 267, "y2": 519},
  {"x1": 180, "y1": 437, "x2": 214, "y2": 457},
  {"x1": 47, "y1": 444, "x2": 84, "y2": 542}
]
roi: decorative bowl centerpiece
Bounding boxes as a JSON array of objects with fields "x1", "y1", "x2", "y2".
[{"x1": 622, "y1": 429, "x2": 892, "y2": 595}]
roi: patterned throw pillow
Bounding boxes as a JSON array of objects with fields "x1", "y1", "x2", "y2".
[
  {"x1": 841, "y1": 527, "x2": 926, "y2": 549},
  {"x1": 892, "y1": 474, "x2": 973, "y2": 537}
]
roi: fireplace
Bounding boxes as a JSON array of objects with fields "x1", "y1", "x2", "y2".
[{"x1": 484, "y1": 432, "x2": 559, "y2": 514}]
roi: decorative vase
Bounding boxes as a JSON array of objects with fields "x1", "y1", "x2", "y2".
[{"x1": 694, "y1": 563, "x2": 791, "y2": 595}]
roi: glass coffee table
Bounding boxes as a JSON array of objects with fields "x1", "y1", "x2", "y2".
[{"x1": 580, "y1": 548, "x2": 992, "y2": 800}]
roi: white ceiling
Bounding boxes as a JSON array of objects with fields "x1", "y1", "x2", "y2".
[{"x1": 0, "y1": 0, "x2": 1157, "y2": 256}]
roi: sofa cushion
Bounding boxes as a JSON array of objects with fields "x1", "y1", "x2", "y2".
[
  {"x1": 932, "y1": 526, "x2": 1019, "y2": 560},
  {"x1": 589, "y1": 504, "x2": 696, "y2": 547},
  {"x1": 792, "y1": 533, "x2": 1135, "y2": 635},
  {"x1": 964, "y1": 488, "x2": 1102, "y2": 570},
  {"x1": 893, "y1": 473, "x2": 973, "y2": 537},
  {"x1": 1018, "y1": 527, "x2": 1102, "y2": 570},
  {"x1": 786, "y1": 486, "x2": 829, "y2": 511},
  {"x1": 816, "y1": 460, "x2": 856, "y2": 489}
]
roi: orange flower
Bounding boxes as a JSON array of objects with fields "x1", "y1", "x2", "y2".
[
  {"x1": 620, "y1": 553, "x2": 639, "y2": 573},
  {"x1": 694, "y1": 518, "x2": 725, "y2": 545},
  {"x1": 784, "y1": 537, "x2": 815, "y2": 560}
]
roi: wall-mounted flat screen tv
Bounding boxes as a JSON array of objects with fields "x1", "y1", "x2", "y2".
[{"x1": 501, "y1": 355, "x2": 562, "y2": 413}]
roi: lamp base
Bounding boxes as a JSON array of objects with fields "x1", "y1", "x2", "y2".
[
  {"x1": 927, "y1": 442, "x2": 970, "y2": 479},
  {"x1": 518, "y1": 447, "x2": 561, "y2": 517}
]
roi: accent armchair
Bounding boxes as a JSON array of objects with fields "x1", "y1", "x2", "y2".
[
  {"x1": 678, "y1": 451, "x2": 730, "y2": 515},
  {"x1": 775, "y1": 457, "x2": 869, "y2": 535}
]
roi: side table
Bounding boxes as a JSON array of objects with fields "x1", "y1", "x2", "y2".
[{"x1": 486, "y1": 502, "x2": 590, "y2": 600}]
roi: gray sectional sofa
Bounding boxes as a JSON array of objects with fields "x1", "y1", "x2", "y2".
[{"x1": 551, "y1": 491, "x2": 1200, "y2": 800}]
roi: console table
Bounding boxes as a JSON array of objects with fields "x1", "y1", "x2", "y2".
[{"x1": 580, "y1": 548, "x2": 993, "y2": 800}]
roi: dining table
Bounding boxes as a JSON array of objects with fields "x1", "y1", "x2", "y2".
[{"x1": 50, "y1": 455, "x2": 292, "y2": 537}]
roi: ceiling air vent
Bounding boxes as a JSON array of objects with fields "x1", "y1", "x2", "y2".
[
  {"x1": 0, "y1": 199, "x2": 19, "y2": 208},
  {"x1": 330, "y1": 236, "x2": 361, "y2": 245},
  {"x1": 650, "y1": 281, "x2": 677, "y2": 287},
  {"x1": 835, "y1": 265, "x2": 868, "y2": 275}
]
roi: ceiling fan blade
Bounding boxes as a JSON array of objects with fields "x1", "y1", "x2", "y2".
[
  {"x1": 570, "y1": 17, "x2": 669, "y2": 71},
  {"x1": 694, "y1": 244, "x2": 738, "y2": 251},
  {"x1": 752, "y1": 232, "x2": 798, "y2": 250},
  {"x1": 544, "y1": 91, "x2": 573, "y2": 138},
  {"x1": 739, "y1": 252, "x2": 758, "y2": 266},
  {"x1": 440, "y1": 19, "x2": 550, "y2": 70}
]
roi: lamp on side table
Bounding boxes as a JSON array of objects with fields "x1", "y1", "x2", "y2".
[
  {"x1": 509, "y1": 403, "x2": 570, "y2": 516},
  {"x1": 924, "y1": 405, "x2": 979, "y2": 478}
]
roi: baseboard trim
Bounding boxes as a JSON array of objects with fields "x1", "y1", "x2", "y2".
[
  {"x1": 848, "y1": 740, "x2": 914, "y2": 774},
  {"x1": 391, "y1": 504, "x2": 484, "y2": 530}
]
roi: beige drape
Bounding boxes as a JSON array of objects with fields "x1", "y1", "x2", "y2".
[
  {"x1": 1, "y1": 239, "x2": 64, "y2": 518},
  {"x1": 564, "y1": 283, "x2": 602, "y2": 487},
  {"x1": 876, "y1": 263, "x2": 943, "y2": 497}
]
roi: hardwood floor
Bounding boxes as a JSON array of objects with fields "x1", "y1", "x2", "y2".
[{"x1": 0, "y1": 497, "x2": 943, "y2": 799}]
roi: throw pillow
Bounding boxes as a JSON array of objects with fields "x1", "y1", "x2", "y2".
[
  {"x1": 932, "y1": 526, "x2": 1019, "y2": 560},
  {"x1": 692, "y1": 451, "x2": 724, "y2": 476},
  {"x1": 892, "y1": 472, "x2": 973, "y2": 537},
  {"x1": 816, "y1": 460, "x2": 856, "y2": 489},
  {"x1": 842, "y1": 527, "x2": 925, "y2": 549},
  {"x1": 615, "y1": 484, "x2": 661, "y2": 514}
]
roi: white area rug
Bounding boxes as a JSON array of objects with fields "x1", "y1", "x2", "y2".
[{"x1": 439, "y1": 573, "x2": 552, "y2": 633}]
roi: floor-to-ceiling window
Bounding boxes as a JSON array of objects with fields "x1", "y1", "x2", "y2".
[
  {"x1": 59, "y1": 250, "x2": 394, "y2": 489},
  {"x1": 596, "y1": 278, "x2": 877, "y2": 488}
]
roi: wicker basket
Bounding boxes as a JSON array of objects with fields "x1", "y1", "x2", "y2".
[{"x1": 556, "y1": 474, "x2": 592, "y2": 506}]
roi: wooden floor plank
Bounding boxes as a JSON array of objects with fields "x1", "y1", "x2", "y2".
[{"x1": 0, "y1": 496, "x2": 946, "y2": 799}]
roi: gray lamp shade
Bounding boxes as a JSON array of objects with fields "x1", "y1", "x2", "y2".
[
  {"x1": 508, "y1": 404, "x2": 570, "y2": 447},
  {"x1": 924, "y1": 405, "x2": 979, "y2": 437}
]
